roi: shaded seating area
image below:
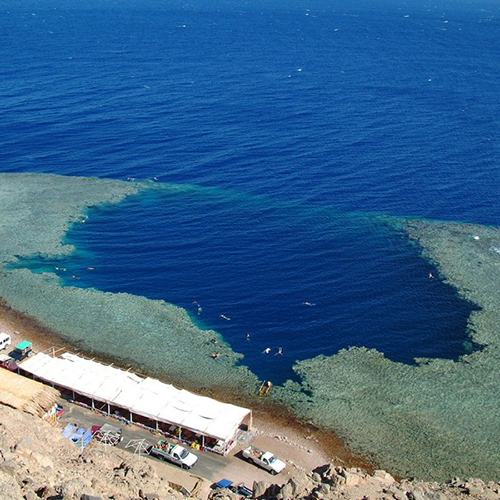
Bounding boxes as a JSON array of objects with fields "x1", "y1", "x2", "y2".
[{"x1": 20, "y1": 352, "x2": 252, "y2": 455}]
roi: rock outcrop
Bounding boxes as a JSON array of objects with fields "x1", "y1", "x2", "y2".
[
  {"x1": 1, "y1": 400, "x2": 500, "y2": 499},
  {"x1": 211, "y1": 466, "x2": 500, "y2": 500},
  {"x1": 0, "y1": 404, "x2": 185, "y2": 499}
]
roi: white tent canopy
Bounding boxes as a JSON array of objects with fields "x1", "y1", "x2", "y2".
[{"x1": 20, "y1": 353, "x2": 251, "y2": 443}]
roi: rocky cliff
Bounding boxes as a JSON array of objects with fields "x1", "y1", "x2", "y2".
[
  {"x1": 214, "y1": 466, "x2": 500, "y2": 500},
  {"x1": 0, "y1": 404, "x2": 185, "y2": 499},
  {"x1": 1, "y1": 401, "x2": 499, "y2": 500}
]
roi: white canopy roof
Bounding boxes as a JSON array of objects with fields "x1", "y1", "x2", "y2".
[{"x1": 21, "y1": 353, "x2": 251, "y2": 443}]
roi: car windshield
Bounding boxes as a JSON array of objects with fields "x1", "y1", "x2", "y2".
[
  {"x1": 268, "y1": 456, "x2": 276, "y2": 464},
  {"x1": 180, "y1": 449, "x2": 189, "y2": 459}
]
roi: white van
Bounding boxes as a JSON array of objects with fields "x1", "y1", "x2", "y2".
[{"x1": 0, "y1": 333, "x2": 11, "y2": 351}]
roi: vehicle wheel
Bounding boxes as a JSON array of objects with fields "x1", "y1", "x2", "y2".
[
  {"x1": 271, "y1": 470, "x2": 277, "y2": 475},
  {"x1": 182, "y1": 464, "x2": 189, "y2": 469}
]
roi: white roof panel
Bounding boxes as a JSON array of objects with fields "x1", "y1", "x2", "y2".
[{"x1": 20, "y1": 353, "x2": 251, "y2": 443}]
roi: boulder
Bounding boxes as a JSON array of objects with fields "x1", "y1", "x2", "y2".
[
  {"x1": 466, "y1": 485, "x2": 484, "y2": 496},
  {"x1": 344, "y1": 471, "x2": 361, "y2": 487},
  {"x1": 387, "y1": 485, "x2": 406, "y2": 500},
  {"x1": 317, "y1": 483, "x2": 330, "y2": 494},
  {"x1": 0, "y1": 461, "x2": 18, "y2": 479},
  {"x1": 253, "y1": 481, "x2": 269, "y2": 499},
  {"x1": 278, "y1": 483, "x2": 294, "y2": 499},
  {"x1": 406, "y1": 491, "x2": 427, "y2": 500},
  {"x1": 24, "y1": 491, "x2": 39, "y2": 500},
  {"x1": 288, "y1": 471, "x2": 314, "y2": 497},
  {"x1": 0, "y1": 468, "x2": 24, "y2": 499},
  {"x1": 58, "y1": 478, "x2": 96, "y2": 499},
  {"x1": 373, "y1": 469, "x2": 396, "y2": 486},
  {"x1": 36, "y1": 485, "x2": 58, "y2": 499},
  {"x1": 15, "y1": 439, "x2": 54, "y2": 471}
]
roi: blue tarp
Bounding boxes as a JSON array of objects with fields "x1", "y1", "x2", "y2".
[
  {"x1": 62, "y1": 424, "x2": 77, "y2": 438},
  {"x1": 62, "y1": 424, "x2": 93, "y2": 449},
  {"x1": 70, "y1": 428, "x2": 86, "y2": 443},
  {"x1": 216, "y1": 479, "x2": 233, "y2": 489}
]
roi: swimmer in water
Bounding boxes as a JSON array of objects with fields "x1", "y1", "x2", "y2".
[
  {"x1": 220, "y1": 314, "x2": 231, "y2": 321},
  {"x1": 429, "y1": 272, "x2": 434, "y2": 279},
  {"x1": 303, "y1": 301, "x2": 316, "y2": 306},
  {"x1": 263, "y1": 347, "x2": 271, "y2": 354},
  {"x1": 87, "y1": 267, "x2": 95, "y2": 271},
  {"x1": 197, "y1": 307, "x2": 203, "y2": 315},
  {"x1": 275, "y1": 347, "x2": 283, "y2": 356},
  {"x1": 211, "y1": 353, "x2": 220, "y2": 359},
  {"x1": 246, "y1": 333, "x2": 251, "y2": 340}
]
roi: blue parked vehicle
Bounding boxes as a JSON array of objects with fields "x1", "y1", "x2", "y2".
[{"x1": 212, "y1": 479, "x2": 252, "y2": 497}]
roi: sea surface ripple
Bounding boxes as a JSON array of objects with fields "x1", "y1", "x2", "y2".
[{"x1": 1, "y1": 0, "x2": 499, "y2": 385}]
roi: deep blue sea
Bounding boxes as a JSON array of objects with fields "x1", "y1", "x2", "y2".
[{"x1": 1, "y1": 0, "x2": 499, "y2": 384}]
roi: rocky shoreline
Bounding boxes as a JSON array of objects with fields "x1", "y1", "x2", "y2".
[
  {"x1": 220, "y1": 468, "x2": 500, "y2": 500},
  {"x1": 1, "y1": 400, "x2": 500, "y2": 500}
]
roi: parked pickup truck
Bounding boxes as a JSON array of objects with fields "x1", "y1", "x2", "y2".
[
  {"x1": 148, "y1": 440, "x2": 198, "y2": 469},
  {"x1": 242, "y1": 445, "x2": 286, "y2": 475}
]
